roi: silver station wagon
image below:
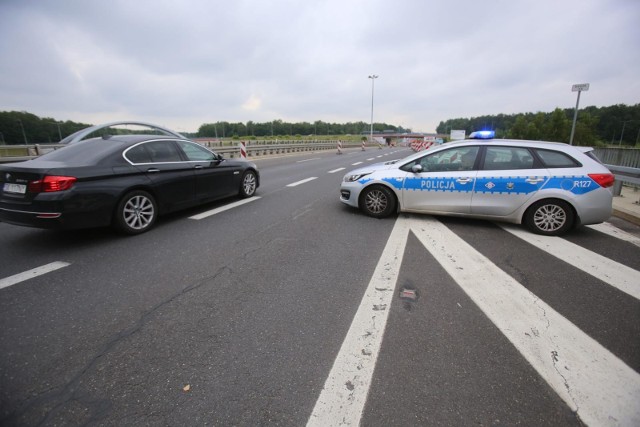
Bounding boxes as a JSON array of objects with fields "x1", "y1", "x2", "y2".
[{"x1": 340, "y1": 135, "x2": 614, "y2": 235}]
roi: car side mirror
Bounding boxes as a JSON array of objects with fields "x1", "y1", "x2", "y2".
[{"x1": 411, "y1": 164, "x2": 423, "y2": 173}]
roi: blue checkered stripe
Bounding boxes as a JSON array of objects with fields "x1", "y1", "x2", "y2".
[{"x1": 370, "y1": 175, "x2": 599, "y2": 195}]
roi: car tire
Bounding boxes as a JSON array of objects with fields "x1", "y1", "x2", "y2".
[
  {"x1": 360, "y1": 185, "x2": 396, "y2": 218},
  {"x1": 114, "y1": 190, "x2": 158, "y2": 235},
  {"x1": 524, "y1": 199, "x2": 574, "y2": 236},
  {"x1": 239, "y1": 170, "x2": 257, "y2": 198}
]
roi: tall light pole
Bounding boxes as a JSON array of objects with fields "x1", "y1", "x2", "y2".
[{"x1": 368, "y1": 75, "x2": 378, "y2": 143}]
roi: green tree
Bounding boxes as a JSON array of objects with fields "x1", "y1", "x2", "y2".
[{"x1": 544, "y1": 108, "x2": 570, "y2": 142}]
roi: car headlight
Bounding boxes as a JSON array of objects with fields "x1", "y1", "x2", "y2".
[{"x1": 344, "y1": 173, "x2": 371, "y2": 182}]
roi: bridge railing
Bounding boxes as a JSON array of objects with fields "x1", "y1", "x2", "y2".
[{"x1": 0, "y1": 140, "x2": 367, "y2": 163}]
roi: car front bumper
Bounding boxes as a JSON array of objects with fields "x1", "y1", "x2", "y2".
[{"x1": 339, "y1": 181, "x2": 365, "y2": 208}]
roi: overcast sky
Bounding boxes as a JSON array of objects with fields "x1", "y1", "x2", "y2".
[{"x1": 1, "y1": 0, "x2": 639, "y2": 134}]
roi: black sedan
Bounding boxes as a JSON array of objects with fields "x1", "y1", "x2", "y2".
[{"x1": 0, "y1": 132, "x2": 259, "y2": 235}]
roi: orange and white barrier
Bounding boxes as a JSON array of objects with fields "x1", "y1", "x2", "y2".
[
  {"x1": 240, "y1": 141, "x2": 247, "y2": 159},
  {"x1": 410, "y1": 140, "x2": 434, "y2": 152}
]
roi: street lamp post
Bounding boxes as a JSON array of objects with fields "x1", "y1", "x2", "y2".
[{"x1": 368, "y1": 75, "x2": 378, "y2": 144}]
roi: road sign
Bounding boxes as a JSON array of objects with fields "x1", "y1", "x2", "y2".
[{"x1": 572, "y1": 83, "x2": 590, "y2": 92}]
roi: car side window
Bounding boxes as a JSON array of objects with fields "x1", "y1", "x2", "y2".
[
  {"x1": 415, "y1": 146, "x2": 480, "y2": 172},
  {"x1": 482, "y1": 147, "x2": 535, "y2": 170},
  {"x1": 534, "y1": 149, "x2": 581, "y2": 168},
  {"x1": 125, "y1": 144, "x2": 153, "y2": 164},
  {"x1": 176, "y1": 140, "x2": 216, "y2": 161},
  {"x1": 145, "y1": 140, "x2": 183, "y2": 163}
]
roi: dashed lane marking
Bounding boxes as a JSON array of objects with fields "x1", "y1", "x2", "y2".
[
  {"x1": 0, "y1": 261, "x2": 71, "y2": 290},
  {"x1": 351, "y1": 162, "x2": 363, "y2": 166},
  {"x1": 189, "y1": 196, "x2": 261, "y2": 220},
  {"x1": 287, "y1": 177, "x2": 318, "y2": 187},
  {"x1": 328, "y1": 168, "x2": 346, "y2": 174}
]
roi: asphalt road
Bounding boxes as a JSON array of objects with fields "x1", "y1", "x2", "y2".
[{"x1": 1, "y1": 147, "x2": 639, "y2": 426}]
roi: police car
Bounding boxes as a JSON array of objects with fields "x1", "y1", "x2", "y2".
[{"x1": 339, "y1": 132, "x2": 615, "y2": 235}]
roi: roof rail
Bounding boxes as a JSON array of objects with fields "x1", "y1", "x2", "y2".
[{"x1": 59, "y1": 121, "x2": 185, "y2": 144}]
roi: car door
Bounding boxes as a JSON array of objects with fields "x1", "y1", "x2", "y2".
[
  {"x1": 400, "y1": 146, "x2": 479, "y2": 214},
  {"x1": 471, "y1": 146, "x2": 550, "y2": 216},
  {"x1": 126, "y1": 139, "x2": 196, "y2": 211},
  {"x1": 176, "y1": 140, "x2": 238, "y2": 201}
]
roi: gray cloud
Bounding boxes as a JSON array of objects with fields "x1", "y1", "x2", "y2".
[{"x1": 1, "y1": 0, "x2": 638, "y2": 133}]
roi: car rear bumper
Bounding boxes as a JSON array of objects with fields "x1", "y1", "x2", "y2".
[{"x1": 0, "y1": 206, "x2": 113, "y2": 230}]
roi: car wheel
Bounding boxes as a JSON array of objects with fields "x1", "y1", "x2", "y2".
[
  {"x1": 239, "y1": 170, "x2": 257, "y2": 198},
  {"x1": 524, "y1": 199, "x2": 574, "y2": 236},
  {"x1": 360, "y1": 185, "x2": 396, "y2": 218},
  {"x1": 114, "y1": 190, "x2": 157, "y2": 235}
]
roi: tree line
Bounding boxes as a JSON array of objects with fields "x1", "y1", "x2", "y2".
[
  {"x1": 196, "y1": 120, "x2": 407, "y2": 139},
  {"x1": 1, "y1": 103, "x2": 638, "y2": 146},
  {"x1": 436, "y1": 104, "x2": 640, "y2": 146}
]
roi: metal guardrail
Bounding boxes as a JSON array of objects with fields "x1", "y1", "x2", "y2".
[
  {"x1": 606, "y1": 164, "x2": 640, "y2": 196},
  {"x1": 593, "y1": 148, "x2": 640, "y2": 168},
  {"x1": 0, "y1": 141, "x2": 365, "y2": 163}
]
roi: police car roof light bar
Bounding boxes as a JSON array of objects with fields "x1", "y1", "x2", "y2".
[{"x1": 469, "y1": 130, "x2": 495, "y2": 139}]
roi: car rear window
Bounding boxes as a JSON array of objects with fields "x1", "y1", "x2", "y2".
[
  {"x1": 585, "y1": 151, "x2": 605, "y2": 165},
  {"x1": 38, "y1": 139, "x2": 122, "y2": 164},
  {"x1": 534, "y1": 149, "x2": 581, "y2": 168}
]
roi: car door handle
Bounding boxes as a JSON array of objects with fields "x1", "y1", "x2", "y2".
[
  {"x1": 456, "y1": 178, "x2": 473, "y2": 184},
  {"x1": 526, "y1": 177, "x2": 545, "y2": 184},
  {"x1": 194, "y1": 165, "x2": 203, "y2": 169},
  {"x1": 146, "y1": 168, "x2": 160, "y2": 173}
]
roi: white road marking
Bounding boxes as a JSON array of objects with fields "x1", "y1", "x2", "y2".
[
  {"x1": 189, "y1": 196, "x2": 261, "y2": 220},
  {"x1": 588, "y1": 222, "x2": 640, "y2": 248},
  {"x1": 309, "y1": 216, "x2": 640, "y2": 426},
  {"x1": 0, "y1": 261, "x2": 70, "y2": 290},
  {"x1": 307, "y1": 218, "x2": 410, "y2": 427},
  {"x1": 328, "y1": 168, "x2": 346, "y2": 174},
  {"x1": 287, "y1": 177, "x2": 318, "y2": 187},
  {"x1": 412, "y1": 217, "x2": 640, "y2": 427},
  {"x1": 351, "y1": 162, "x2": 363, "y2": 166},
  {"x1": 501, "y1": 224, "x2": 640, "y2": 301},
  {"x1": 297, "y1": 158, "x2": 320, "y2": 163},
  {"x1": 366, "y1": 158, "x2": 375, "y2": 161}
]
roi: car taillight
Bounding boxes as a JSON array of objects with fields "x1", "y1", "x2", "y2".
[
  {"x1": 588, "y1": 173, "x2": 615, "y2": 188},
  {"x1": 28, "y1": 176, "x2": 77, "y2": 193}
]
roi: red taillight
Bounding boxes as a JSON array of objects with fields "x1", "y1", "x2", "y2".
[
  {"x1": 588, "y1": 173, "x2": 615, "y2": 188},
  {"x1": 28, "y1": 176, "x2": 77, "y2": 193}
]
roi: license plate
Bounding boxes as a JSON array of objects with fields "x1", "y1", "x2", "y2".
[{"x1": 3, "y1": 183, "x2": 27, "y2": 194}]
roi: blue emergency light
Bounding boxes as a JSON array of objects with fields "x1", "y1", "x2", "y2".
[{"x1": 469, "y1": 130, "x2": 495, "y2": 139}]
